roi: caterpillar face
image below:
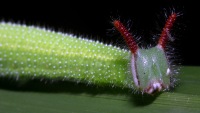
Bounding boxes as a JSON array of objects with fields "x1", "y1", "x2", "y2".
[
  {"x1": 113, "y1": 13, "x2": 177, "y2": 94},
  {"x1": 131, "y1": 46, "x2": 170, "y2": 94}
]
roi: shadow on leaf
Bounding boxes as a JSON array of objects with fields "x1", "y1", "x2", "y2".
[{"x1": 0, "y1": 76, "x2": 159, "y2": 106}]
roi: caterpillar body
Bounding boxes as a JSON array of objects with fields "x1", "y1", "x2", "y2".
[{"x1": 0, "y1": 12, "x2": 178, "y2": 94}]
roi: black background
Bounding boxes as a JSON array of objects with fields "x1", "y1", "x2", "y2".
[{"x1": 0, "y1": 0, "x2": 199, "y2": 66}]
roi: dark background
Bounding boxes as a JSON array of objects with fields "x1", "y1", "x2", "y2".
[{"x1": 0, "y1": 0, "x2": 199, "y2": 66}]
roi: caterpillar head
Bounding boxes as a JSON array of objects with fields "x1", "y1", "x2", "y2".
[{"x1": 113, "y1": 13, "x2": 177, "y2": 94}]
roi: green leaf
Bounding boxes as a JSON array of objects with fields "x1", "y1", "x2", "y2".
[{"x1": 0, "y1": 66, "x2": 200, "y2": 113}]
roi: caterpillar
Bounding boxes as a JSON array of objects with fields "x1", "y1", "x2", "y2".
[{"x1": 0, "y1": 12, "x2": 178, "y2": 94}]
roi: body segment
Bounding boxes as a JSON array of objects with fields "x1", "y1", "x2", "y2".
[{"x1": 0, "y1": 23, "x2": 134, "y2": 88}]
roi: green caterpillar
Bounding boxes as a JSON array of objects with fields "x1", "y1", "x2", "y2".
[
  {"x1": 0, "y1": 22, "x2": 134, "y2": 88},
  {"x1": 0, "y1": 12, "x2": 179, "y2": 94}
]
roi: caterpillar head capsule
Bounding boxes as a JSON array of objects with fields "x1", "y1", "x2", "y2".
[{"x1": 113, "y1": 13, "x2": 177, "y2": 94}]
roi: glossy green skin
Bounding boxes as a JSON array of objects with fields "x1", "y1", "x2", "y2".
[
  {"x1": 0, "y1": 23, "x2": 135, "y2": 89},
  {"x1": 135, "y1": 46, "x2": 170, "y2": 90}
]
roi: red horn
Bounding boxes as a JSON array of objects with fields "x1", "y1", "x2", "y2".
[
  {"x1": 158, "y1": 13, "x2": 177, "y2": 49},
  {"x1": 113, "y1": 20, "x2": 138, "y2": 54}
]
